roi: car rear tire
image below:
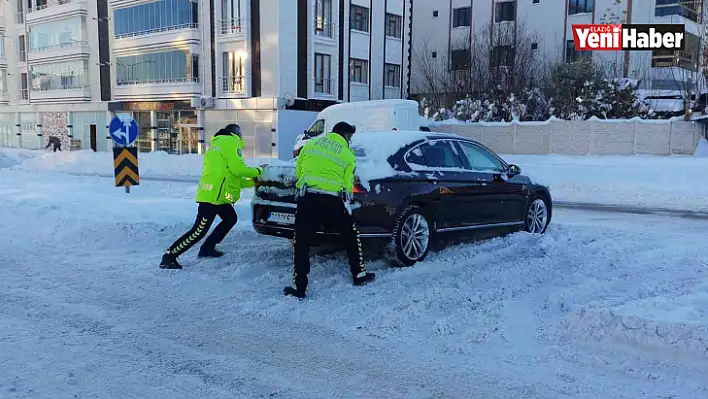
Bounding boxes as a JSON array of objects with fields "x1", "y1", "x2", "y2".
[
  {"x1": 385, "y1": 206, "x2": 432, "y2": 267},
  {"x1": 524, "y1": 195, "x2": 550, "y2": 234}
]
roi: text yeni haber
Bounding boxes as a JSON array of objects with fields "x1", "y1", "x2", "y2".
[{"x1": 572, "y1": 24, "x2": 685, "y2": 51}]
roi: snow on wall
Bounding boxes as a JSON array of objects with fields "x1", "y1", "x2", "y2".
[{"x1": 430, "y1": 117, "x2": 704, "y2": 156}]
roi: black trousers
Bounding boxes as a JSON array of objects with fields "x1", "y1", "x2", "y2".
[
  {"x1": 45, "y1": 142, "x2": 61, "y2": 152},
  {"x1": 167, "y1": 202, "x2": 238, "y2": 257},
  {"x1": 292, "y1": 192, "x2": 366, "y2": 291}
]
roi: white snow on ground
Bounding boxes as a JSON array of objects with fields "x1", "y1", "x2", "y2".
[
  {"x1": 695, "y1": 138, "x2": 708, "y2": 157},
  {"x1": 501, "y1": 153, "x2": 708, "y2": 212},
  {"x1": 2, "y1": 144, "x2": 707, "y2": 211},
  {"x1": 1, "y1": 164, "x2": 708, "y2": 398}
]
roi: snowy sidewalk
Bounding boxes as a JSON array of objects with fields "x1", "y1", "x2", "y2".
[{"x1": 2, "y1": 145, "x2": 707, "y2": 212}]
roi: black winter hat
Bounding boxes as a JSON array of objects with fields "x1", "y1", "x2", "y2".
[
  {"x1": 331, "y1": 121, "x2": 356, "y2": 137},
  {"x1": 224, "y1": 123, "x2": 242, "y2": 137}
]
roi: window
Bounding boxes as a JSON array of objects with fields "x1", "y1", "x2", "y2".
[
  {"x1": 28, "y1": 17, "x2": 86, "y2": 52},
  {"x1": 349, "y1": 58, "x2": 368, "y2": 83},
  {"x1": 450, "y1": 49, "x2": 470, "y2": 70},
  {"x1": 531, "y1": 42, "x2": 538, "y2": 50},
  {"x1": 114, "y1": 0, "x2": 199, "y2": 38},
  {"x1": 384, "y1": 63, "x2": 400, "y2": 87},
  {"x1": 565, "y1": 39, "x2": 590, "y2": 63},
  {"x1": 652, "y1": 48, "x2": 696, "y2": 70},
  {"x1": 655, "y1": 0, "x2": 700, "y2": 23},
  {"x1": 314, "y1": 53, "x2": 332, "y2": 94},
  {"x1": 385, "y1": 13, "x2": 402, "y2": 39},
  {"x1": 315, "y1": 0, "x2": 333, "y2": 37},
  {"x1": 433, "y1": 10, "x2": 438, "y2": 17},
  {"x1": 18, "y1": 35, "x2": 26, "y2": 62},
  {"x1": 495, "y1": 1, "x2": 516, "y2": 22},
  {"x1": 116, "y1": 50, "x2": 198, "y2": 84},
  {"x1": 33, "y1": 0, "x2": 47, "y2": 10},
  {"x1": 533, "y1": 0, "x2": 539, "y2": 3},
  {"x1": 432, "y1": 51, "x2": 437, "y2": 58},
  {"x1": 0, "y1": 35, "x2": 4, "y2": 57},
  {"x1": 452, "y1": 7, "x2": 471, "y2": 27},
  {"x1": 220, "y1": 0, "x2": 243, "y2": 34},
  {"x1": 568, "y1": 0, "x2": 594, "y2": 15},
  {"x1": 306, "y1": 119, "x2": 325, "y2": 138},
  {"x1": 351, "y1": 5, "x2": 369, "y2": 32},
  {"x1": 491, "y1": 46, "x2": 513, "y2": 67},
  {"x1": 222, "y1": 51, "x2": 245, "y2": 92},
  {"x1": 0, "y1": 70, "x2": 7, "y2": 93},
  {"x1": 405, "y1": 140, "x2": 465, "y2": 169},
  {"x1": 30, "y1": 60, "x2": 89, "y2": 91},
  {"x1": 457, "y1": 141, "x2": 505, "y2": 172}
]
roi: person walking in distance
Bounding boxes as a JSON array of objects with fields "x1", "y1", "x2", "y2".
[
  {"x1": 284, "y1": 121, "x2": 375, "y2": 298},
  {"x1": 45, "y1": 136, "x2": 62, "y2": 152},
  {"x1": 160, "y1": 124, "x2": 264, "y2": 269}
]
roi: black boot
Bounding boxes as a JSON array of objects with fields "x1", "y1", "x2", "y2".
[
  {"x1": 353, "y1": 271, "x2": 375, "y2": 286},
  {"x1": 198, "y1": 247, "x2": 225, "y2": 258},
  {"x1": 284, "y1": 286, "x2": 306, "y2": 299},
  {"x1": 160, "y1": 253, "x2": 182, "y2": 269}
]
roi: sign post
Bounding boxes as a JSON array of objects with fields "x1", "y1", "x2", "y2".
[{"x1": 109, "y1": 115, "x2": 140, "y2": 193}]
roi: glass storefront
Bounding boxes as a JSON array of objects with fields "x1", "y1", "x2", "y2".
[{"x1": 120, "y1": 109, "x2": 198, "y2": 154}]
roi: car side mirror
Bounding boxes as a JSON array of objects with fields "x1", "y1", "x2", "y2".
[{"x1": 508, "y1": 164, "x2": 521, "y2": 176}]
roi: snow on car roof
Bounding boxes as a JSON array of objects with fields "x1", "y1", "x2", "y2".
[{"x1": 351, "y1": 130, "x2": 442, "y2": 190}]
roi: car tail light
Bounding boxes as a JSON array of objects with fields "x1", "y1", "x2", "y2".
[
  {"x1": 353, "y1": 184, "x2": 366, "y2": 193},
  {"x1": 293, "y1": 148, "x2": 300, "y2": 158}
]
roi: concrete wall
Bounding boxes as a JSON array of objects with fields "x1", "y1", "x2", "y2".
[{"x1": 430, "y1": 118, "x2": 704, "y2": 156}]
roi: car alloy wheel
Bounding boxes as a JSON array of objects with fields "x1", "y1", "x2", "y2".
[
  {"x1": 401, "y1": 213, "x2": 430, "y2": 261},
  {"x1": 526, "y1": 198, "x2": 549, "y2": 234},
  {"x1": 386, "y1": 206, "x2": 433, "y2": 267}
]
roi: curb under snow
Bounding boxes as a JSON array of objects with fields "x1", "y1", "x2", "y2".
[{"x1": 563, "y1": 304, "x2": 708, "y2": 358}]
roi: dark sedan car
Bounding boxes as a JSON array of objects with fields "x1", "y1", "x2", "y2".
[{"x1": 251, "y1": 130, "x2": 552, "y2": 267}]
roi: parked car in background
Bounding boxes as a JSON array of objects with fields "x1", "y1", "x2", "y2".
[
  {"x1": 293, "y1": 99, "x2": 429, "y2": 157},
  {"x1": 253, "y1": 130, "x2": 553, "y2": 267}
]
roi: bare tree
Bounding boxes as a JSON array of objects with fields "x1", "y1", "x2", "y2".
[
  {"x1": 411, "y1": 33, "x2": 456, "y2": 112},
  {"x1": 472, "y1": 21, "x2": 545, "y2": 101}
]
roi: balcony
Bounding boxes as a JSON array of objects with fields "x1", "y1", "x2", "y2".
[
  {"x1": 26, "y1": 0, "x2": 88, "y2": 24},
  {"x1": 220, "y1": 76, "x2": 246, "y2": 96},
  {"x1": 114, "y1": 77, "x2": 202, "y2": 101},
  {"x1": 218, "y1": 18, "x2": 247, "y2": 42},
  {"x1": 314, "y1": 21, "x2": 337, "y2": 43},
  {"x1": 17, "y1": 89, "x2": 29, "y2": 102},
  {"x1": 113, "y1": 24, "x2": 201, "y2": 53},
  {"x1": 29, "y1": 84, "x2": 91, "y2": 103},
  {"x1": 0, "y1": 53, "x2": 6, "y2": 67},
  {"x1": 0, "y1": 92, "x2": 8, "y2": 104},
  {"x1": 27, "y1": 40, "x2": 90, "y2": 63}
]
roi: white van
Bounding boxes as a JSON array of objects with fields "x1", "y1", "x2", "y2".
[{"x1": 292, "y1": 99, "x2": 429, "y2": 157}]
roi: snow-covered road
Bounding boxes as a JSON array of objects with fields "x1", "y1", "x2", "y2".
[{"x1": 1, "y1": 170, "x2": 707, "y2": 399}]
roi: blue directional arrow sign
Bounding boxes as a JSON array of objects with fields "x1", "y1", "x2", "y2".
[{"x1": 109, "y1": 115, "x2": 139, "y2": 147}]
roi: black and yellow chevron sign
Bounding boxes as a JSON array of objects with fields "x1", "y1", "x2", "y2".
[{"x1": 113, "y1": 147, "x2": 140, "y2": 187}]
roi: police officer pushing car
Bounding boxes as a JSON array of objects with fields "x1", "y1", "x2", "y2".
[
  {"x1": 284, "y1": 121, "x2": 376, "y2": 299},
  {"x1": 160, "y1": 123, "x2": 264, "y2": 269}
]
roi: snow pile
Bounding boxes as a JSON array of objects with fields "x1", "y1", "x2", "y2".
[
  {"x1": 260, "y1": 162, "x2": 297, "y2": 187},
  {"x1": 695, "y1": 138, "x2": 708, "y2": 157},
  {"x1": 563, "y1": 286, "x2": 708, "y2": 358}
]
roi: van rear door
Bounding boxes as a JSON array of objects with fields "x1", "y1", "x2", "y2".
[{"x1": 395, "y1": 107, "x2": 411, "y2": 130}]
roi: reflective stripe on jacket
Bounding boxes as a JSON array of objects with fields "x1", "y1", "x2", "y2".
[
  {"x1": 295, "y1": 132, "x2": 355, "y2": 195},
  {"x1": 195, "y1": 133, "x2": 262, "y2": 205}
]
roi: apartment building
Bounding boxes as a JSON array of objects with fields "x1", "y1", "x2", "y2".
[
  {"x1": 0, "y1": 0, "x2": 412, "y2": 155},
  {"x1": 0, "y1": 0, "x2": 111, "y2": 151},
  {"x1": 410, "y1": 0, "x2": 706, "y2": 98}
]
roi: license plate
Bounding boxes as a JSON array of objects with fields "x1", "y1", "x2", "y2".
[{"x1": 267, "y1": 212, "x2": 295, "y2": 225}]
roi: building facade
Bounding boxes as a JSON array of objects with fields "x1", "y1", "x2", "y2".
[
  {"x1": 0, "y1": 0, "x2": 413, "y2": 156},
  {"x1": 0, "y1": 0, "x2": 111, "y2": 151},
  {"x1": 410, "y1": 0, "x2": 706, "y2": 98}
]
